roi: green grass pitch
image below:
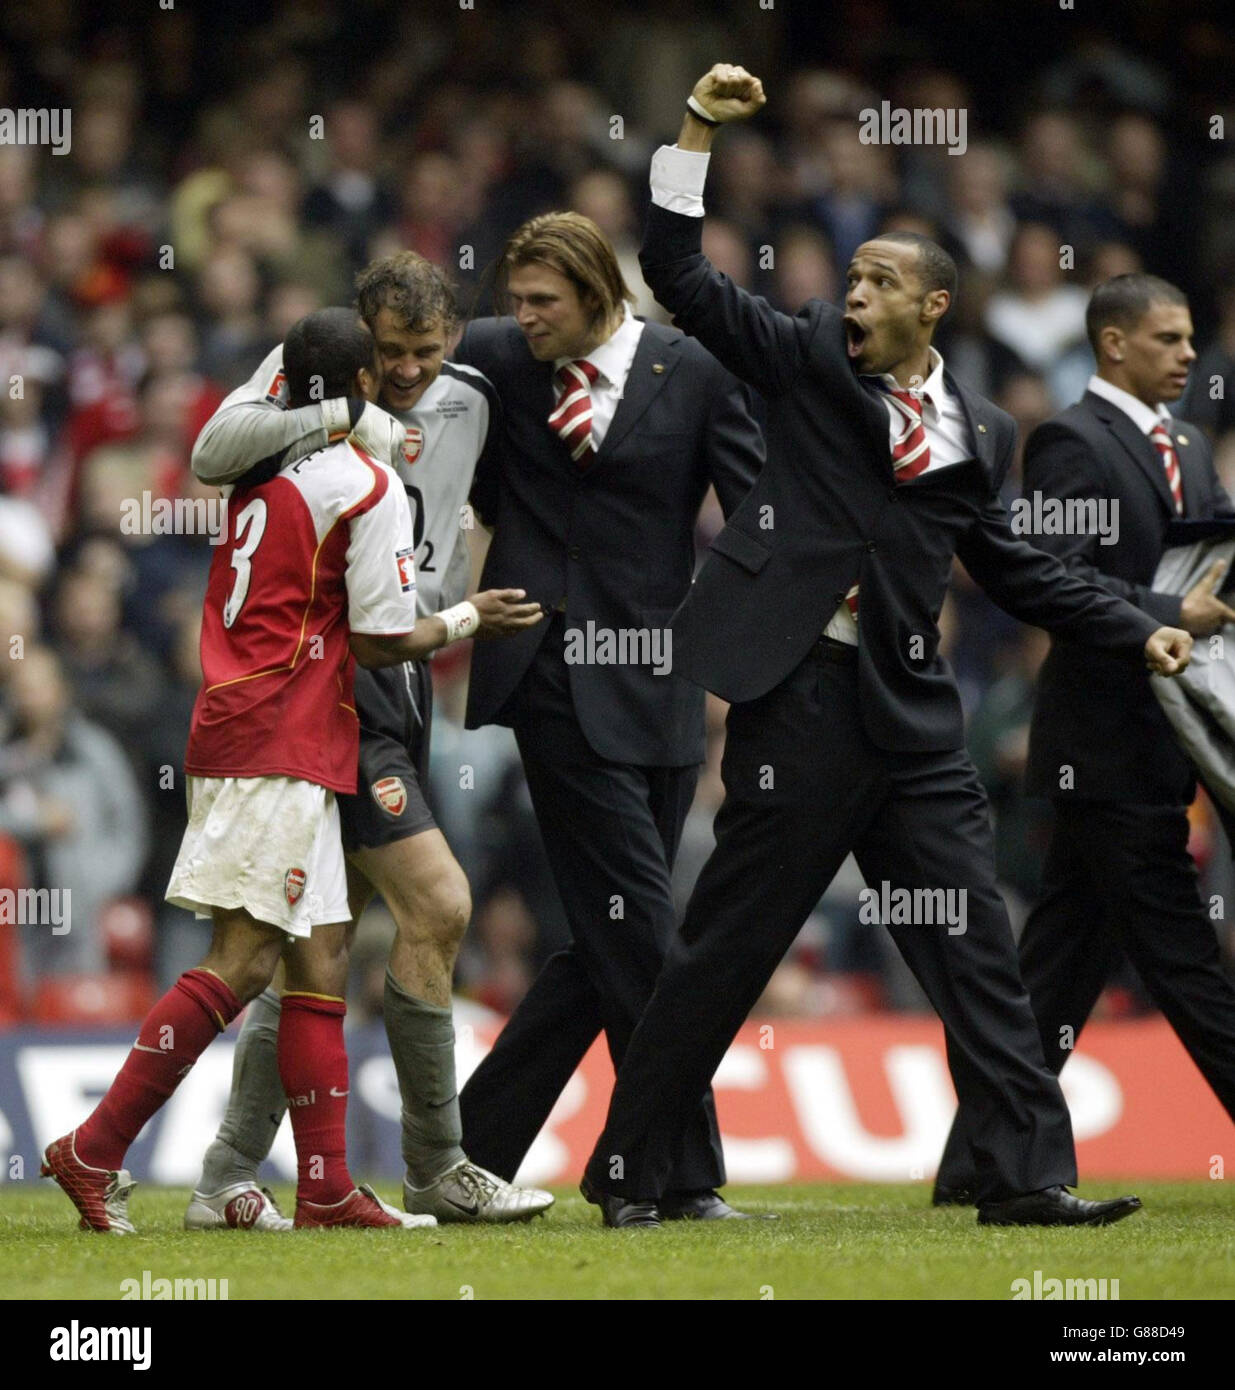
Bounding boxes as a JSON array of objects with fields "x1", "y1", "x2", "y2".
[{"x1": 4, "y1": 1182, "x2": 1234, "y2": 1300}]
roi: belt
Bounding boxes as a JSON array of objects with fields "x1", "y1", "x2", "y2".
[{"x1": 814, "y1": 634, "x2": 858, "y2": 663}]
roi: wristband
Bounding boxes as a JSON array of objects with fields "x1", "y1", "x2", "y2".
[
  {"x1": 686, "y1": 95, "x2": 721, "y2": 127},
  {"x1": 437, "y1": 600, "x2": 480, "y2": 643},
  {"x1": 321, "y1": 397, "x2": 352, "y2": 440}
]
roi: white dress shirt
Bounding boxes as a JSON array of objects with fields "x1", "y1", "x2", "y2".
[
  {"x1": 649, "y1": 144, "x2": 975, "y2": 644},
  {"x1": 554, "y1": 302, "x2": 645, "y2": 450}
]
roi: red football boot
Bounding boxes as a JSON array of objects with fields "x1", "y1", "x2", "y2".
[
  {"x1": 293, "y1": 1184, "x2": 436, "y2": 1230},
  {"x1": 41, "y1": 1131, "x2": 137, "y2": 1234}
]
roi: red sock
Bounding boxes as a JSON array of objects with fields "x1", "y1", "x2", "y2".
[
  {"x1": 278, "y1": 993, "x2": 354, "y2": 1205},
  {"x1": 76, "y1": 969, "x2": 241, "y2": 1169}
]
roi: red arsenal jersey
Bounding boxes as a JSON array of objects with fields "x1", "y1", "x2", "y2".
[{"x1": 186, "y1": 440, "x2": 418, "y2": 793}]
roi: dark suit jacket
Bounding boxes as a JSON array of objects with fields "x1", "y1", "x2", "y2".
[
  {"x1": 639, "y1": 201, "x2": 1162, "y2": 753},
  {"x1": 1025, "y1": 390, "x2": 1235, "y2": 803},
  {"x1": 455, "y1": 315, "x2": 763, "y2": 766}
]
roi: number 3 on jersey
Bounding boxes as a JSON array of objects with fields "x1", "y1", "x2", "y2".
[{"x1": 223, "y1": 498, "x2": 268, "y2": 629}]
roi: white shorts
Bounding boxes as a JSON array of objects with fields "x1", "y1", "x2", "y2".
[{"x1": 166, "y1": 776, "x2": 350, "y2": 938}]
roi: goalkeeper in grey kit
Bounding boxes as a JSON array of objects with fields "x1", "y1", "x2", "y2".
[{"x1": 185, "y1": 252, "x2": 553, "y2": 1226}]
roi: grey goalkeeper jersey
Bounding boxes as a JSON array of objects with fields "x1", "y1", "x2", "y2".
[{"x1": 191, "y1": 345, "x2": 499, "y2": 616}]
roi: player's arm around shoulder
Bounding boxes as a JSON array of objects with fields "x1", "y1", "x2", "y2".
[{"x1": 191, "y1": 346, "x2": 407, "y2": 486}]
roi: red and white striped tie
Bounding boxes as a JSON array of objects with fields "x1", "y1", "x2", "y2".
[
  {"x1": 549, "y1": 359, "x2": 600, "y2": 466},
  {"x1": 1149, "y1": 421, "x2": 1184, "y2": 515},
  {"x1": 846, "y1": 387, "x2": 933, "y2": 616}
]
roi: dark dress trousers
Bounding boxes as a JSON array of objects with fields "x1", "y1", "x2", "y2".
[
  {"x1": 937, "y1": 391, "x2": 1235, "y2": 1192},
  {"x1": 454, "y1": 314, "x2": 764, "y2": 1192},
  {"x1": 581, "y1": 202, "x2": 1165, "y2": 1205}
]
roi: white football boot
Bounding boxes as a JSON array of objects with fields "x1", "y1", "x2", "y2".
[
  {"x1": 184, "y1": 1182, "x2": 293, "y2": 1232},
  {"x1": 404, "y1": 1160, "x2": 554, "y2": 1223}
]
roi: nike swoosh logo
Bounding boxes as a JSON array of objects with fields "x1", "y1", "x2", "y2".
[
  {"x1": 426, "y1": 1094, "x2": 457, "y2": 1110},
  {"x1": 445, "y1": 1197, "x2": 480, "y2": 1217},
  {"x1": 133, "y1": 1043, "x2": 166, "y2": 1054},
  {"x1": 329, "y1": 1087, "x2": 349, "y2": 1098}
]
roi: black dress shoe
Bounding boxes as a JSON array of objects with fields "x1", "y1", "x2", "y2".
[
  {"x1": 931, "y1": 1182, "x2": 974, "y2": 1207},
  {"x1": 977, "y1": 1185, "x2": 1142, "y2": 1227},
  {"x1": 579, "y1": 1176, "x2": 660, "y2": 1228},
  {"x1": 661, "y1": 1190, "x2": 779, "y2": 1221}
]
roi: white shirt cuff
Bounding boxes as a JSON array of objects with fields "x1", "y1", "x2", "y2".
[{"x1": 649, "y1": 144, "x2": 711, "y2": 217}]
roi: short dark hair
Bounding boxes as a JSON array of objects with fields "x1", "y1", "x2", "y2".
[
  {"x1": 283, "y1": 307, "x2": 375, "y2": 407},
  {"x1": 875, "y1": 231, "x2": 958, "y2": 300},
  {"x1": 355, "y1": 251, "x2": 459, "y2": 335},
  {"x1": 1086, "y1": 273, "x2": 1188, "y2": 353}
]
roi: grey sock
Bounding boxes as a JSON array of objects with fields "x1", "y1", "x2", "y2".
[
  {"x1": 384, "y1": 969, "x2": 466, "y2": 1188},
  {"x1": 198, "y1": 988, "x2": 286, "y2": 1193}
]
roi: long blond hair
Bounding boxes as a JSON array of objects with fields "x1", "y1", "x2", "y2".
[{"x1": 496, "y1": 211, "x2": 634, "y2": 331}]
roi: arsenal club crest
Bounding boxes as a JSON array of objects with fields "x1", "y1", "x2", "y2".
[
  {"x1": 402, "y1": 427, "x2": 424, "y2": 467},
  {"x1": 284, "y1": 867, "x2": 307, "y2": 906},
  {"x1": 372, "y1": 776, "x2": 408, "y2": 817}
]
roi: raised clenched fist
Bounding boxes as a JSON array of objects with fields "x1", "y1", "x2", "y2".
[{"x1": 691, "y1": 64, "x2": 767, "y2": 124}]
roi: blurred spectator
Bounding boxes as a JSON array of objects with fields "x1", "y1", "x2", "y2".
[
  {"x1": 1181, "y1": 277, "x2": 1235, "y2": 441},
  {"x1": 985, "y1": 222, "x2": 1088, "y2": 385},
  {"x1": 0, "y1": 645, "x2": 147, "y2": 976},
  {"x1": 995, "y1": 370, "x2": 1055, "y2": 488},
  {"x1": 806, "y1": 122, "x2": 891, "y2": 268},
  {"x1": 195, "y1": 245, "x2": 267, "y2": 386},
  {"x1": 1009, "y1": 110, "x2": 1112, "y2": 254},
  {"x1": 769, "y1": 224, "x2": 837, "y2": 313},
  {"x1": 566, "y1": 168, "x2": 664, "y2": 322},
  {"x1": 303, "y1": 100, "x2": 398, "y2": 276},
  {"x1": 946, "y1": 143, "x2": 1016, "y2": 274},
  {"x1": 398, "y1": 150, "x2": 466, "y2": 271},
  {"x1": 701, "y1": 218, "x2": 754, "y2": 289},
  {"x1": 51, "y1": 565, "x2": 165, "y2": 751},
  {"x1": 935, "y1": 268, "x2": 1028, "y2": 404}
]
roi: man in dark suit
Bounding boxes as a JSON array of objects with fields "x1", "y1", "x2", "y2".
[
  {"x1": 935, "y1": 275, "x2": 1235, "y2": 1201},
  {"x1": 578, "y1": 65, "x2": 1192, "y2": 1228},
  {"x1": 453, "y1": 210, "x2": 766, "y2": 1218}
]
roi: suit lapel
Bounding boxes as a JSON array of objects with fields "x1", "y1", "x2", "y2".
[
  {"x1": 586, "y1": 324, "x2": 681, "y2": 471},
  {"x1": 1172, "y1": 419, "x2": 1204, "y2": 518},
  {"x1": 947, "y1": 372, "x2": 998, "y2": 481},
  {"x1": 1085, "y1": 391, "x2": 1175, "y2": 516},
  {"x1": 857, "y1": 377, "x2": 896, "y2": 477}
]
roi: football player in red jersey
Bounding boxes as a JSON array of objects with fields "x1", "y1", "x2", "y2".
[
  {"x1": 41, "y1": 310, "x2": 541, "y2": 1232},
  {"x1": 189, "y1": 255, "x2": 556, "y2": 1227}
]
